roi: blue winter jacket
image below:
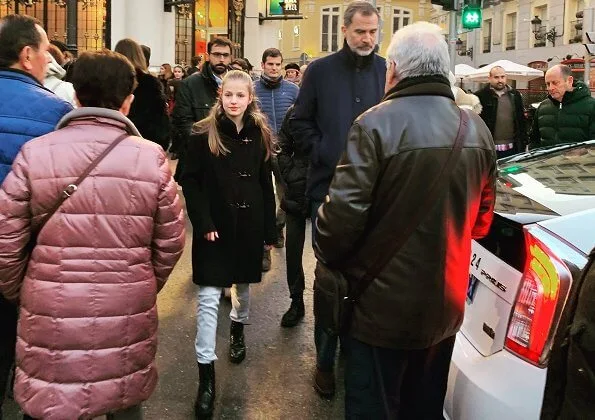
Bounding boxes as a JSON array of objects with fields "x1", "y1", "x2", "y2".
[
  {"x1": 0, "y1": 68, "x2": 72, "y2": 184},
  {"x1": 254, "y1": 78, "x2": 299, "y2": 133}
]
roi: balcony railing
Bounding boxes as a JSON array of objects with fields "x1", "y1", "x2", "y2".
[
  {"x1": 506, "y1": 31, "x2": 516, "y2": 50},
  {"x1": 483, "y1": 36, "x2": 491, "y2": 53}
]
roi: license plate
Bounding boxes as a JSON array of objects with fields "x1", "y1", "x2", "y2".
[{"x1": 467, "y1": 274, "x2": 479, "y2": 303}]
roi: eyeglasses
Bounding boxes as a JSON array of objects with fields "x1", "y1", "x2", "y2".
[
  {"x1": 211, "y1": 52, "x2": 231, "y2": 59},
  {"x1": 385, "y1": 60, "x2": 395, "y2": 69}
]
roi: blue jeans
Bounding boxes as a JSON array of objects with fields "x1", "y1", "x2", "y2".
[
  {"x1": 311, "y1": 199, "x2": 339, "y2": 371},
  {"x1": 195, "y1": 284, "x2": 250, "y2": 364}
]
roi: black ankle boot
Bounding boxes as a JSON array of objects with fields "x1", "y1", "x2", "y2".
[
  {"x1": 229, "y1": 321, "x2": 246, "y2": 363},
  {"x1": 281, "y1": 297, "x2": 305, "y2": 327},
  {"x1": 194, "y1": 362, "x2": 215, "y2": 419}
]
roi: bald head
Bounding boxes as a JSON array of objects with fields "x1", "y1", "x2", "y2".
[
  {"x1": 545, "y1": 64, "x2": 574, "y2": 102},
  {"x1": 488, "y1": 66, "x2": 507, "y2": 91}
]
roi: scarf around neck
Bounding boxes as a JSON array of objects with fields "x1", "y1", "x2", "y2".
[{"x1": 260, "y1": 73, "x2": 283, "y2": 89}]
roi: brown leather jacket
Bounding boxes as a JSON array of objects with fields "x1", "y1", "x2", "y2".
[
  {"x1": 0, "y1": 108, "x2": 186, "y2": 419},
  {"x1": 314, "y1": 76, "x2": 497, "y2": 349}
]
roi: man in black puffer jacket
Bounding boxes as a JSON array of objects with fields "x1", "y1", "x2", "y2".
[{"x1": 277, "y1": 105, "x2": 310, "y2": 328}]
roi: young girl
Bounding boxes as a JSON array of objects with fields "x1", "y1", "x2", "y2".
[
  {"x1": 180, "y1": 70, "x2": 277, "y2": 418},
  {"x1": 166, "y1": 65, "x2": 186, "y2": 116}
]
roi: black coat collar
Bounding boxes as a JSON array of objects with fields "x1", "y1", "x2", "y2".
[
  {"x1": 218, "y1": 114, "x2": 258, "y2": 139},
  {"x1": 383, "y1": 75, "x2": 454, "y2": 102},
  {"x1": 338, "y1": 40, "x2": 376, "y2": 70}
]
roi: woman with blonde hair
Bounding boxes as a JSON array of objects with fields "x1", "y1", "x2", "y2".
[
  {"x1": 179, "y1": 70, "x2": 277, "y2": 419},
  {"x1": 115, "y1": 38, "x2": 170, "y2": 150}
]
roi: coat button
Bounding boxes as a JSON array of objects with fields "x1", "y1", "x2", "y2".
[{"x1": 355, "y1": 97, "x2": 361, "y2": 103}]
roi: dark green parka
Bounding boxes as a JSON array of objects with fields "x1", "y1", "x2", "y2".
[{"x1": 530, "y1": 81, "x2": 595, "y2": 148}]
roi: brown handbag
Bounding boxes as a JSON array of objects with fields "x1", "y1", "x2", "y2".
[{"x1": 25, "y1": 133, "x2": 129, "y2": 253}]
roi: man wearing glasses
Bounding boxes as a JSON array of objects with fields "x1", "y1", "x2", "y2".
[{"x1": 172, "y1": 37, "x2": 233, "y2": 176}]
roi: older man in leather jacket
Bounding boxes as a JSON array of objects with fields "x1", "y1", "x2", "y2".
[{"x1": 314, "y1": 22, "x2": 496, "y2": 418}]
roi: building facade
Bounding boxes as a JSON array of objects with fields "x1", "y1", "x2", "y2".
[
  {"x1": 268, "y1": 0, "x2": 432, "y2": 65},
  {"x1": 432, "y1": 0, "x2": 594, "y2": 88},
  {"x1": 0, "y1": 0, "x2": 110, "y2": 54}
]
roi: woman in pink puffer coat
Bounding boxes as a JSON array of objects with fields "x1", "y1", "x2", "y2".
[{"x1": 0, "y1": 50, "x2": 186, "y2": 420}]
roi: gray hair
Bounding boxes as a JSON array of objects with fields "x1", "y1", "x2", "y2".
[
  {"x1": 386, "y1": 22, "x2": 449, "y2": 80},
  {"x1": 343, "y1": 1, "x2": 380, "y2": 27}
]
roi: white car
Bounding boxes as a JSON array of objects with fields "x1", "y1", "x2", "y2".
[{"x1": 444, "y1": 141, "x2": 595, "y2": 420}]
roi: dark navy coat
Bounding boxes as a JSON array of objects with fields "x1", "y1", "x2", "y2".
[{"x1": 290, "y1": 42, "x2": 386, "y2": 201}]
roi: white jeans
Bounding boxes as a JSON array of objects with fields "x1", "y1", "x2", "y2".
[{"x1": 195, "y1": 284, "x2": 250, "y2": 364}]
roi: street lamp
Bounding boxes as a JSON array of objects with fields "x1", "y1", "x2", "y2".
[
  {"x1": 456, "y1": 38, "x2": 473, "y2": 60},
  {"x1": 531, "y1": 16, "x2": 558, "y2": 47}
]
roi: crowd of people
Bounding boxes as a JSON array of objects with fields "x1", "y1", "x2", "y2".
[{"x1": 0, "y1": 1, "x2": 592, "y2": 419}]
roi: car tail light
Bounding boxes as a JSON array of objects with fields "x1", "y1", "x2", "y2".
[{"x1": 505, "y1": 230, "x2": 571, "y2": 366}]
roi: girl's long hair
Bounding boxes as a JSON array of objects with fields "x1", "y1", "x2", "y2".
[
  {"x1": 192, "y1": 70, "x2": 275, "y2": 160},
  {"x1": 160, "y1": 63, "x2": 173, "y2": 80},
  {"x1": 114, "y1": 38, "x2": 148, "y2": 73}
]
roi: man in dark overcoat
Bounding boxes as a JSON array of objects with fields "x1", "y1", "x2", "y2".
[{"x1": 290, "y1": 0, "x2": 386, "y2": 397}]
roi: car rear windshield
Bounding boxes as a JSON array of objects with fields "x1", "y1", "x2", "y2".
[{"x1": 499, "y1": 144, "x2": 595, "y2": 196}]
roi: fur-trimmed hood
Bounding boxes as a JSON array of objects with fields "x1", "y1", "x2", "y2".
[{"x1": 448, "y1": 71, "x2": 482, "y2": 114}]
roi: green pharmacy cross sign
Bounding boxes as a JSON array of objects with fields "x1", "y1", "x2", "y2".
[{"x1": 462, "y1": 6, "x2": 482, "y2": 30}]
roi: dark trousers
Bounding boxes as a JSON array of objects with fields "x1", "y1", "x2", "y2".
[
  {"x1": 23, "y1": 404, "x2": 143, "y2": 420},
  {"x1": 311, "y1": 199, "x2": 338, "y2": 371},
  {"x1": 285, "y1": 212, "x2": 306, "y2": 299},
  {"x1": 344, "y1": 335, "x2": 456, "y2": 420},
  {"x1": 0, "y1": 295, "x2": 17, "y2": 414}
]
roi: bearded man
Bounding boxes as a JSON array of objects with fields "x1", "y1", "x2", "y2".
[{"x1": 290, "y1": 0, "x2": 386, "y2": 397}]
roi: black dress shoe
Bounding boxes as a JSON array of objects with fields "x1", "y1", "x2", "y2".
[
  {"x1": 274, "y1": 228, "x2": 285, "y2": 248},
  {"x1": 281, "y1": 298, "x2": 305, "y2": 327},
  {"x1": 195, "y1": 362, "x2": 215, "y2": 419},
  {"x1": 313, "y1": 367, "x2": 335, "y2": 398},
  {"x1": 229, "y1": 321, "x2": 246, "y2": 363}
]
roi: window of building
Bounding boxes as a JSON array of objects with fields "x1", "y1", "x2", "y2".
[
  {"x1": 175, "y1": 4, "x2": 193, "y2": 66},
  {"x1": 321, "y1": 6, "x2": 341, "y2": 52},
  {"x1": 393, "y1": 7, "x2": 412, "y2": 33},
  {"x1": 571, "y1": 0, "x2": 585, "y2": 43},
  {"x1": 533, "y1": 5, "x2": 548, "y2": 47},
  {"x1": 505, "y1": 13, "x2": 516, "y2": 50},
  {"x1": 483, "y1": 19, "x2": 492, "y2": 53},
  {"x1": 292, "y1": 24, "x2": 300, "y2": 51},
  {"x1": 0, "y1": 0, "x2": 110, "y2": 53}
]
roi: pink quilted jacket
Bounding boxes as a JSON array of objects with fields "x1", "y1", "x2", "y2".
[{"x1": 0, "y1": 108, "x2": 186, "y2": 419}]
